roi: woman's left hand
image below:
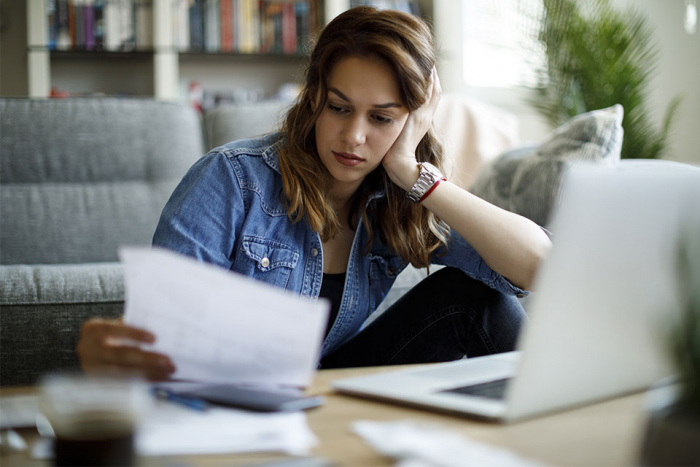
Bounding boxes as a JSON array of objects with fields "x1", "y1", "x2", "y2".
[{"x1": 382, "y1": 67, "x2": 442, "y2": 191}]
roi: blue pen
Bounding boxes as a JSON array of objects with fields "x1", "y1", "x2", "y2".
[{"x1": 153, "y1": 388, "x2": 209, "y2": 411}]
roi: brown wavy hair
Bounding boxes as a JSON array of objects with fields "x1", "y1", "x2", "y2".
[{"x1": 278, "y1": 6, "x2": 449, "y2": 268}]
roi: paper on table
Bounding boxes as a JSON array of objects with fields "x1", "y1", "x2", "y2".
[
  {"x1": 352, "y1": 420, "x2": 546, "y2": 467},
  {"x1": 137, "y1": 399, "x2": 318, "y2": 456},
  {"x1": 120, "y1": 247, "x2": 330, "y2": 387},
  {"x1": 0, "y1": 395, "x2": 40, "y2": 429},
  {"x1": 31, "y1": 398, "x2": 318, "y2": 459}
]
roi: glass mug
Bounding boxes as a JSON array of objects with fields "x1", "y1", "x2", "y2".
[{"x1": 39, "y1": 373, "x2": 150, "y2": 466}]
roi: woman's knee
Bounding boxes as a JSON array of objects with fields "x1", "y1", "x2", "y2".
[
  {"x1": 419, "y1": 268, "x2": 527, "y2": 351},
  {"x1": 412, "y1": 267, "x2": 500, "y2": 304}
]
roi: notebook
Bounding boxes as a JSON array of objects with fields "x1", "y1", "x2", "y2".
[{"x1": 332, "y1": 165, "x2": 700, "y2": 422}]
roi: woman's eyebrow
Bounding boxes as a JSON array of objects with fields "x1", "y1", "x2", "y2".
[{"x1": 328, "y1": 88, "x2": 402, "y2": 109}]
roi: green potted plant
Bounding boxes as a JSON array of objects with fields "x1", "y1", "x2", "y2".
[
  {"x1": 533, "y1": 0, "x2": 681, "y2": 160},
  {"x1": 640, "y1": 223, "x2": 700, "y2": 466}
]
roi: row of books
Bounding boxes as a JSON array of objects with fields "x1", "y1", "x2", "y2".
[
  {"x1": 178, "y1": 0, "x2": 321, "y2": 54},
  {"x1": 44, "y1": 0, "x2": 322, "y2": 54},
  {"x1": 46, "y1": 0, "x2": 153, "y2": 51}
]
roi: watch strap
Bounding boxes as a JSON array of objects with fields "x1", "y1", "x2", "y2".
[{"x1": 406, "y1": 162, "x2": 446, "y2": 203}]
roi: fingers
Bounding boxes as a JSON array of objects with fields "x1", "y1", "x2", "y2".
[
  {"x1": 80, "y1": 318, "x2": 156, "y2": 345},
  {"x1": 82, "y1": 355, "x2": 174, "y2": 382},
  {"x1": 96, "y1": 348, "x2": 175, "y2": 381},
  {"x1": 77, "y1": 318, "x2": 175, "y2": 381},
  {"x1": 425, "y1": 67, "x2": 434, "y2": 100},
  {"x1": 426, "y1": 66, "x2": 441, "y2": 111}
]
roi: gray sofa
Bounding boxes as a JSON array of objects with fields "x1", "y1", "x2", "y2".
[
  {"x1": 0, "y1": 98, "x2": 205, "y2": 386},
  {"x1": 0, "y1": 97, "x2": 297, "y2": 386}
]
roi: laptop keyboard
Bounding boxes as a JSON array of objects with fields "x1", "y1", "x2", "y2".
[{"x1": 440, "y1": 378, "x2": 510, "y2": 400}]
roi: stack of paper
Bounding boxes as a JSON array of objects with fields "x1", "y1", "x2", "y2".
[
  {"x1": 30, "y1": 399, "x2": 317, "y2": 459},
  {"x1": 138, "y1": 400, "x2": 317, "y2": 456}
]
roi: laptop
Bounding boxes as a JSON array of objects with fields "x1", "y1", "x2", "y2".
[{"x1": 332, "y1": 165, "x2": 700, "y2": 422}]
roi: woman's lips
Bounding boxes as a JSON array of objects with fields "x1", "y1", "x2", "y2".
[{"x1": 333, "y1": 151, "x2": 363, "y2": 167}]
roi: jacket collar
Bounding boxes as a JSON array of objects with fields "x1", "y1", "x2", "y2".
[{"x1": 261, "y1": 133, "x2": 285, "y2": 174}]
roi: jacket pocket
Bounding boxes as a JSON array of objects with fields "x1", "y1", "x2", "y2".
[{"x1": 236, "y1": 236, "x2": 299, "y2": 289}]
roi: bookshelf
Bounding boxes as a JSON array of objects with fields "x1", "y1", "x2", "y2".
[
  {"x1": 27, "y1": 0, "x2": 179, "y2": 98},
  {"x1": 26, "y1": 0, "x2": 436, "y2": 101}
]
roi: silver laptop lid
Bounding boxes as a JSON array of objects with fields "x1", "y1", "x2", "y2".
[{"x1": 505, "y1": 165, "x2": 700, "y2": 421}]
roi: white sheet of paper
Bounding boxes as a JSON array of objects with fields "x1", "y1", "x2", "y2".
[
  {"x1": 137, "y1": 400, "x2": 318, "y2": 456},
  {"x1": 0, "y1": 395, "x2": 40, "y2": 429},
  {"x1": 352, "y1": 420, "x2": 545, "y2": 467},
  {"x1": 120, "y1": 246, "x2": 329, "y2": 387}
]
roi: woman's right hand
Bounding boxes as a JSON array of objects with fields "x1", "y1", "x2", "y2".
[{"x1": 77, "y1": 317, "x2": 176, "y2": 381}]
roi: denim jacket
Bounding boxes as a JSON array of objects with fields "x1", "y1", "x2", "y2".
[{"x1": 153, "y1": 134, "x2": 526, "y2": 357}]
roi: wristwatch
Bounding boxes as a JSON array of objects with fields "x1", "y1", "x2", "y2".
[{"x1": 406, "y1": 162, "x2": 446, "y2": 203}]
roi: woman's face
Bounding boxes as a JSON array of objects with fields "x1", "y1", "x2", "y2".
[{"x1": 315, "y1": 56, "x2": 410, "y2": 197}]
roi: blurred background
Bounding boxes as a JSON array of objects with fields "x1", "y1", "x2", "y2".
[{"x1": 1, "y1": 0, "x2": 697, "y2": 164}]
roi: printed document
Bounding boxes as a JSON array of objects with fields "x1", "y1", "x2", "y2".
[
  {"x1": 120, "y1": 247, "x2": 329, "y2": 387},
  {"x1": 31, "y1": 398, "x2": 319, "y2": 458},
  {"x1": 137, "y1": 399, "x2": 318, "y2": 456}
]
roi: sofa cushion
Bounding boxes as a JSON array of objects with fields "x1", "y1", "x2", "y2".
[
  {"x1": 434, "y1": 94, "x2": 520, "y2": 190},
  {"x1": 0, "y1": 263, "x2": 124, "y2": 305},
  {"x1": 470, "y1": 105, "x2": 624, "y2": 227},
  {"x1": 0, "y1": 263, "x2": 125, "y2": 386},
  {"x1": 0, "y1": 98, "x2": 204, "y2": 264},
  {"x1": 204, "y1": 99, "x2": 293, "y2": 150},
  {"x1": 2, "y1": 180, "x2": 182, "y2": 265}
]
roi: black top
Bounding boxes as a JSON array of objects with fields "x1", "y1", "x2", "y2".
[{"x1": 319, "y1": 272, "x2": 346, "y2": 337}]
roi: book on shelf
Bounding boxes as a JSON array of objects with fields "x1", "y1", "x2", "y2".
[
  {"x1": 188, "y1": 0, "x2": 205, "y2": 51},
  {"x1": 282, "y1": 2, "x2": 296, "y2": 54},
  {"x1": 204, "y1": 0, "x2": 221, "y2": 52},
  {"x1": 84, "y1": 0, "x2": 96, "y2": 50},
  {"x1": 94, "y1": 1, "x2": 104, "y2": 49},
  {"x1": 173, "y1": 0, "x2": 191, "y2": 51},
  {"x1": 219, "y1": 0, "x2": 233, "y2": 51},
  {"x1": 44, "y1": 0, "x2": 320, "y2": 55},
  {"x1": 117, "y1": 0, "x2": 136, "y2": 50},
  {"x1": 135, "y1": 0, "x2": 154, "y2": 50},
  {"x1": 103, "y1": 0, "x2": 121, "y2": 50}
]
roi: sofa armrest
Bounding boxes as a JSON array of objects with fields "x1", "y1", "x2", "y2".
[{"x1": 0, "y1": 263, "x2": 125, "y2": 386}]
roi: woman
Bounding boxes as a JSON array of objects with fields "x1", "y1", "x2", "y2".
[{"x1": 78, "y1": 7, "x2": 551, "y2": 380}]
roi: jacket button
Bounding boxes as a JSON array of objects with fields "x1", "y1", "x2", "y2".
[
  {"x1": 310, "y1": 248, "x2": 319, "y2": 257},
  {"x1": 260, "y1": 257, "x2": 270, "y2": 268}
]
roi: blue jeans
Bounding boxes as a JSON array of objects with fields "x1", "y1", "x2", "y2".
[{"x1": 320, "y1": 267, "x2": 526, "y2": 368}]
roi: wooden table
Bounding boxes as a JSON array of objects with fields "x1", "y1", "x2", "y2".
[{"x1": 0, "y1": 365, "x2": 653, "y2": 466}]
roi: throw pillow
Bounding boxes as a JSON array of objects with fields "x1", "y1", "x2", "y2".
[{"x1": 470, "y1": 104, "x2": 624, "y2": 227}]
